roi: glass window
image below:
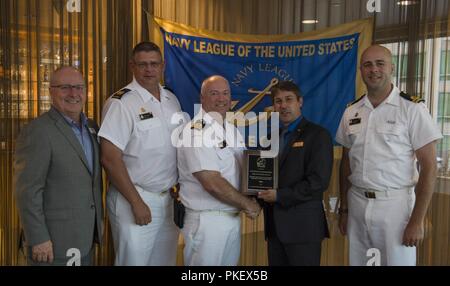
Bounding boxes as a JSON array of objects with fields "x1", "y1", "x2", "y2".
[
  {"x1": 440, "y1": 51, "x2": 450, "y2": 80},
  {"x1": 383, "y1": 38, "x2": 450, "y2": 178}
]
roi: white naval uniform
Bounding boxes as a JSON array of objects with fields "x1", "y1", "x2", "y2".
[
  {"x1": 98, "y1": 78, "x2": 185, "y2": 266},
  {"x1": 335, "y1": 85, "x2": 442, "y2": 266},
  {"x1": 177, "y1": 111, "x2": 245, "y2": 266}
]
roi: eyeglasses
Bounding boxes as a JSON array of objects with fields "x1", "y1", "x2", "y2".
[
  {"x1": 133, "y1": 61, "x2": 162, "y2": 70},
  {"x1": 51, "y1": 84, "x2": 85, "y2": 92}
]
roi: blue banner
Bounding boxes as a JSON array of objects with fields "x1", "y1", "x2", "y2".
[{"x1": 155, "y1": 18, "x2": 373, "y2": 139}]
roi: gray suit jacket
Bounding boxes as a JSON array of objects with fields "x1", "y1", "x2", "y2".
[{"x1": 14, "y1": 107, "x2": 103, "y2": 262}]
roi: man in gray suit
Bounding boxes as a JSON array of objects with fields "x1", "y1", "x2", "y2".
[{"x1": 14, "y1": 66, "x2": 103, "y2": 266}]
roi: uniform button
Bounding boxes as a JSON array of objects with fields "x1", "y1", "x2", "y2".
[{"x1": 90, "y1": 204, "x2": 95, "y2": 209}]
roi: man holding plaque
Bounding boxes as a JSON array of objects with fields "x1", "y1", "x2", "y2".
[
  {"x1": 177, "y1": 75, "x2": 261, "y2": 266},
  {"x1": 258, "y1": 81, "x2": 333, "y2": 266}
]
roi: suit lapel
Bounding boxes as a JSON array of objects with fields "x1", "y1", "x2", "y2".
[
  {"x1": 86, "y1": 120, "x2": 100, "y2": 179},
  {"x1": 48, "y1": 108, "x2": 91, "y2": 172},
  {"x1": 279, "y1": 118, "x2": 308, "y2": 168}
]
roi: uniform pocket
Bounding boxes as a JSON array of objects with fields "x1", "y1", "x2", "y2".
[
  {"x1": 347, "y1": 124, "x2": 361, "y2": 135},
  {"x1": 135, "y1": 118, "x2": 164, "y2": 148},
  {"x1": 376, "y1": 125, "x2": 403, "y2": 144},
  {"x1": 376, "y1": 125, "x2": 401, "y2": 135},
  {"x1": 216, "y1": 147, "x2": 233, "y2": 160},
  {"x1": 346, "y1": 124, "x2": 362, "y2": 142},
  {"x1": 137, "y1": 117, "x2": 162, "y2": 131}
]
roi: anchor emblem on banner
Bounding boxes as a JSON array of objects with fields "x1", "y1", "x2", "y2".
[{"x1": 230, "y1": 78, "x2": 278, "y2": 126}]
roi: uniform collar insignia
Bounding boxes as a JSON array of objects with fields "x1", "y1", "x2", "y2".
[
  {"x1": 219, "y1": 140, "x2": 227, "y2": 149},
  {"x1": 191, "y1": 119, "x2": 206, "y2": 130}
]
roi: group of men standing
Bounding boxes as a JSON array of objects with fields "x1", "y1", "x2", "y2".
[{"x1": 13, "y1": 41, "x2": 442, "y2": 266}]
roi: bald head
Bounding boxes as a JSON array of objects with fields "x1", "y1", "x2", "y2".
[
  {"x1": 49, "y1": 66, "x2": 86, "y2": 123},
  {"x1": 360, "y1": 45, "x2": 393, "y2": 66},
  {"x1": 50, "y1": 66, "x2": 84, "y2": 86},
  {"x1": 200, "y1": 75, "x2": 231, "y2": 117},
  {"x1": 359, "y1": 45, "x2": 395, "y2": 95},
  {"x1": 201, "y1": 75, "x2": 230, "y2": 96}
]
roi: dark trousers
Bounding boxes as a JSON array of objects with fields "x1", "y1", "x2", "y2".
[{"x1": 267, "y1": 234, "x2": 322, "y2": 266}]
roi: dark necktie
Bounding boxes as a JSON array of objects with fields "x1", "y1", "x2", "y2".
[{"x1": 279, "y1": 127, "x2": 288, "y2": 154}]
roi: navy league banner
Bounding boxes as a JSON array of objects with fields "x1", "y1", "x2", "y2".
[{"x1": 153, "y1": 17, "x2": 373, "y2": 139}]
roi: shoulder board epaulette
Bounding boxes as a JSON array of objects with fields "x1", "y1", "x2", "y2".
[
  {"x1": 163, "y1": 85, "x2": 175, "y2": 94},
  {"x1": 400, "y1": 91, "x2": 425, "y2": 103},
  {"x1": 347, "y1": 94, "x2": 366, "y2": 107},
  {"x1": 191, "y1": 120, "x2": 206, "y2": 130},
  {"x1": 112, "y1": 88, "x2": 131, "y2": 100}
]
